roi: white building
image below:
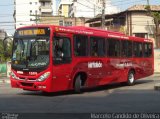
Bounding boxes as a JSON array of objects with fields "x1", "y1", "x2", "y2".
[
  {"x1": 95, "y1": 0, "x2": 119, "y2": 15},
  {"x1": 69, "y1": 0, "x2": 119, "y2": 18},
  {"x1": 14, "y1": 0, "x2": 53, "y2": 29},
  {"x1": 52, "y1": 0, "x2": 58, "y2": 16},
  {"x1": 69, "y1": 0, "x2": 95, "y2": 18}
]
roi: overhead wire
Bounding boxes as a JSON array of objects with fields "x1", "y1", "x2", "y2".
[{"x1": 0, "y1": 0, "x2": 159, "y2": 32}]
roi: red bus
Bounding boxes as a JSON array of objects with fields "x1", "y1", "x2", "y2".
[{"x1": 10, "y1": 25, "x2": 154, "y2": 93}]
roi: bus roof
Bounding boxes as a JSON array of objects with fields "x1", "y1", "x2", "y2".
[{"x1": 16, "y1": 25, "x2": 153, "y2": 43}]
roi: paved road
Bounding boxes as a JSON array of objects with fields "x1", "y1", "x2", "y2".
[{"x1": 0, "y1": 74, "x2": 160, "y2": 114}]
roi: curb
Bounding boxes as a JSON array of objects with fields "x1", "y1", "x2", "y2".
[
  {"x1": 0, "y1": 79, "x2": 10, "y2": 84},
  {"x1": 154, "y1": 83, "x2": 160, "y2": 90}
]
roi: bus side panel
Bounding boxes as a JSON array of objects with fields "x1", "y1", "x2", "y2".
[
  {"x1": 132, "y1": 58, "x2": 153, "y2": 80},
  {"x1": 51, "y1": 64, "x2": 73, "y2": 92}
]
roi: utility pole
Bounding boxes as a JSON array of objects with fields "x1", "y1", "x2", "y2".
[
  {"x1": 101, "y1": 0, "x2": 106, "y2": 29},
  {"x1": 35, "y1": 10, "x2": 38, "y2": 24},
  {"x1": 147, "y1": 0, "x2": 150, "y2": 6},
  {"x1": 30, "y1": 11, "x2": 40, "y2": 25},
  {"x1": 94, "y1": 4, "x2": 95, "y2": 17}
]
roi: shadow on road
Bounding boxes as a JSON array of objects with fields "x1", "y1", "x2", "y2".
[{"x1": 18, "y1": 79, "x2": 153, "y2": 97}]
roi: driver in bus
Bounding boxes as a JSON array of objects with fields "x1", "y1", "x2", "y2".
[{"x1": 56, "y1": 38, "x2": 64, "y2": 58}]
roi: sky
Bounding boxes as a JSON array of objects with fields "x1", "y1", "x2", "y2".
[{"x1": 0, "y1": 0, "x2": 159, "y2": 35}]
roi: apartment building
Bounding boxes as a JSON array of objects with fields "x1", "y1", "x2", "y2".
[
  {"x1": 69, "y1": 0, "x2": 119, "y2": 18},
  {"x1": 69, "y1": 0, "x2": 95, "y2": 18},
  {"x1": 58, "y1": 0, "x2": 72, "y2": 17},
  {"x1": 40, "y1": 16, "x2": 89, "y2": 26},
  {"x1": 13, "y1": 0, "x2": 53, "y2": 29},
  {"x1": 86, "y1": 5, "x2": 160, "y2": 41}
]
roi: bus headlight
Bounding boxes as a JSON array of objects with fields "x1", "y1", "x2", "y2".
[
  {"x1": 11, "y1": 71, "x2": 19, "y2": 80},
  {"x1": 37, "y1": 72, "x2": 50, "y2": 82}
]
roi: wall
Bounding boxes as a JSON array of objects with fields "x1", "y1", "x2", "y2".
[
  {"x1": 40, "y1": 16, "x2": 89, "y2": 26},
  {"x1": 154, "y1": 49, "x2": 160, "y2": 73},
  {"x1": 131, "y1": 12, "x2": 154, "y2": 35}
]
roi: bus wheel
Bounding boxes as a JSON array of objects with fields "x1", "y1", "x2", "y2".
[
  {"x1": 127, "y1": 71, "x2": 135, "y2": 86},
  {"x1": 74, "y1": 75, "x2": 82, "y2": 93}
]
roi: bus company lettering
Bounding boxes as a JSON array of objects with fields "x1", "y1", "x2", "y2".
[
  {"x1": 88, "y1": 62, "x2": 102, "y2": 68},
  {"x1": 116, "y1": 62, "x2": 133, "y2": 67}
]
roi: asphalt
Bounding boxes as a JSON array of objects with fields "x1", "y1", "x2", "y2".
[{"x1": 0, "y1": 73, "x2": 160, "y2": 114}]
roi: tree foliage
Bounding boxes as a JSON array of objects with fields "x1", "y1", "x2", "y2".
[
  {"x1": 0, "y1": 39, "x2": 12, "y2": 63},
  {"x1": 145, "y1": 5, "x2": 160, "y2": 48}
]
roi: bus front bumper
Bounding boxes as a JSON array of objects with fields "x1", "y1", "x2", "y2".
[{"x1": 10, "y1": 78, "x2": 51, "y2": 92}]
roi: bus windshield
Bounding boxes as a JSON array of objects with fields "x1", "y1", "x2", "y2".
[{"x1": 12, "y1": 37, "x2": 50, "y2": 70}]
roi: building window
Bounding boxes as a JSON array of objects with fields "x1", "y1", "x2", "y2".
[
  {"x1": 30, "y1": 2, "x2": 32, "y2": 5},
  {"x1": 30, "y1": 10, "x2": 32, "y2": 13},
  {"x1": 64, "y1": 21, "x2": 72, "y2": 26},
  {"x1": 59, "y1": 20, "x2": 63, "y2": 26},
  {"x1": 41, "y1": 2, "x2": 46, "y2": 6},
  {"x1": 74, "y1": 35, "x2": 88, "y2": 56},
  {"x1": 35, "y1": 10, "x2": 38, "y2": 14}
]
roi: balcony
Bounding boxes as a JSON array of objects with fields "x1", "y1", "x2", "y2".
[{"x1": 40, "y1": 6, "x2": 52, "y2": 13}]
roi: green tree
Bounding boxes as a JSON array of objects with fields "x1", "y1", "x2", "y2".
[
  {"x1": 145, "y1": 5, "x2": 160, "y2": 48},
  {"x1": 0, "y1": 39, "x2": 12, "y2": 63}
]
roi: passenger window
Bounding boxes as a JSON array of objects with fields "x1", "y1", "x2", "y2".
[
  {"x1": 121, "y1": 40, "x2": 132, "y2": 57},
  {"x1": 74, "y1": 35, "x2": 88, "y2": 56},
  {"x1": 53, "y1": 37, "x2": 71, "y2": 64},
  {"x1": 108, "y1": 38, "x2": 120, "y2": 57},
  {"x1": 128, "y1": 41, "x2": 133, "y2": 57},
  {"x1": 133, "y1": 42, "x2": 143, "y2": 57},
  {"x1": 90, "y1": 37, "x2": 105, "y2": 57},
  {"x1": 144, "y1": 43, "x2": 152, "y2": 57},
  {"x1": 121, "y1": 40, "x2": 128, "y2": 57}
]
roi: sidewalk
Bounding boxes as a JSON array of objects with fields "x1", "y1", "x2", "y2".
[{"x1": 0, "y1": 77, "x2": 10, "y2": 84}]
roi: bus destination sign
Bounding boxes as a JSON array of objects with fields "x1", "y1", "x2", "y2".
[
  {"x1": 18, "y1": 29, "x2": 45, "y2": 36},
  {"x1": 15, "y1": 28, "x2": 50, "y2": 37}
]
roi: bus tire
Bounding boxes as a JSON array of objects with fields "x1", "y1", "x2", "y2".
[
  {"x1": 74, "y1": 75, "x2": 82, "y2": 93},
  {"x1": 127, "y1": 71, "x2": 135, "y2": 86}
]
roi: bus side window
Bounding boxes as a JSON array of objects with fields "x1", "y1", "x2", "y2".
[
  {"x1": 108, "y1": 38, "x2": 120, "y2": 57},
  {"x1": 127, "y1": 41, "x2": 133, "y2": 57},
  {"x1": 90, "y1": 37, "x2": 105, "y2": 57},
  {"x1": 121, "y1": 40, "x2": 127, "y2": 57},
  {"x1": 144, "y1": 43, "x2": 153, "y2": 57},
  {"x1": 74, "y1": 35, "x2": 88, "y2": 57},
  {"x1": 53, "y1": 37, "x2": 71, "y2": 64},
  {"x1": 133, "y1": 42, "x2": 143, "y2": 57},
  {"x1": 148, "y1": 43, "x2": 152, "y2": 57},
  {"x1": 139, "y1": 43, "x2": 143, "y2": 57},
  {"x1": 144, "y1": 43, "x2": 148, "y2": 57}
]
